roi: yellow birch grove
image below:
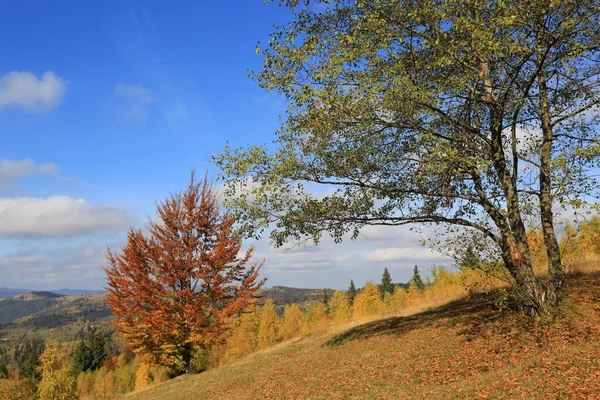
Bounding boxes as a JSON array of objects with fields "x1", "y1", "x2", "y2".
[
  {"x1": 578, "y1": 217, "x2": 600, "y2": 254},
  {"x1": 221, "y1": 306, "x2": 261, "y2": 363},
  {"x1": 406, "y1": 282, "x2": 423, "y2": 306},
  {"x1": 37, "y1": 340, "x2": 78, "y2": 400},
  {"x1": 94, "y1": 368, "x2": 117, "y2": 400},
  {"x1": 307, "y1": 302, "x2": 330, "y2": 333},
  {"x1": 330, "y1": 291, "x2": 352, "y2": 324},
  {"x1": 352, "y1": 281, "x2": 382, "y2": 320},
  {"x1": 391, "y1": 286, "x2": 408, "y2": 310},
  {"x1": 258, "y1": 299, "x2": 281, "y2": 349},
  {"x1": 280, "y1": 304, "x2": 306, "y2": 340}
]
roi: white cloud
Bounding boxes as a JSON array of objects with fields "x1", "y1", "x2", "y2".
[
  {"x1": 502, "y1": 124, "x2": 542, "y2": 159},
  {"x1": 0, "y1": 234, "x2": 126, "y2": 290},
  {"x1": 0, "y1": 196, "x2": 132, "y2": 238},
  {"x1": 367, "y1": 247, "x2": 445, "y2": 262},
  {"x1": 0, "y1": 71, "x2": 65, "y2": 112},
  {"x1": 0, "y1": 159, "x2": 58, "y2": 189}
]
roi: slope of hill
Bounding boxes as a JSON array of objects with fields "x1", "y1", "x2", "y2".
[
  {"x1": 130, "y1": 273, "x2": 600, "y2": 399},
  {"x1": 0, "y1": 293, "x2": 63, "y2": 323},
  {"x1": 0, "y1": 293, "x2": 112, "y2": 344}
]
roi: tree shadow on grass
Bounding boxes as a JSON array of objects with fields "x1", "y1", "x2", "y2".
[{"x1": 324, "y1": 293, "x2": 505, "y2": 347}]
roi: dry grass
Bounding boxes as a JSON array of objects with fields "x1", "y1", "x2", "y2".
[
  {"x1": 128, "y1": 271, "x2": 600, "y2": 400},
  {"x1": 567, "y1": 253, "x2": 600, "y2": 275}
]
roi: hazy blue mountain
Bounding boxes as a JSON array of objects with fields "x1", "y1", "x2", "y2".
[
  {"x1": 0, "y1": 288, "x2": 29, "y2": 298},
  {"x1": 0, "y1": 288, "x2": 105, "y2": 299}
]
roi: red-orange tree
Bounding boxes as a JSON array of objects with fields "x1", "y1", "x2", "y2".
[{"x1": 105, "y1": 173, "x2": 265, "y2": 373}]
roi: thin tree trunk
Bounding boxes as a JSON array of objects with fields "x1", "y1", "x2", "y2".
[
  {"x1": 537, "y1": 67, "x2": 565, "y2": 307},
  {"x1": 182, "y1": 343, "x2": 192, "y2": 374}
]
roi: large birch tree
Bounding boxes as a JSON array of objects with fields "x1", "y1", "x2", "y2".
[{"x1": 215, "y1": 0, "x2": 600, "y2": 315}]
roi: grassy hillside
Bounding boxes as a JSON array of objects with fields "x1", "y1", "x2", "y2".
[{"x1": 129, "y1": 273, "x2": 600, "y2": 399}]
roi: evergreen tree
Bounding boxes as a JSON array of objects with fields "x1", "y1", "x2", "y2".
[
  {"x1": 15, "y1": 339, "x2": 44, "y2": 381},
  {"x1": 72, "y1": 340, "x2": 91, "y2": 375},
  {"x1": 380, "y1": 268, "x2": 394, "y2": 298},
  {"x1": 411, "y1": 265, "x2": 425, "y2": 292},
  {"x1": 72, "y1": 330, "x2": 107, "y2": 374},
  {"x1": 88, "y1": 331, "x2": 107, "y2": 371},
  {"x1": 347, "y1": 280, "x2": 357, "y2": 306},
  {"x1": 322, "y1": 288, "x2": 329, "y2": 307},
  {"x1": 20, "y1": 352, "x2": 41, "y2": 381},
  {"x1": 0, "y1": 358, "x2": 8, "y2": 378}
]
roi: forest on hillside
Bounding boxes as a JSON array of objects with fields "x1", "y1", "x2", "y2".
[{"x1": 2, "y1": 0, "x2": 600, "y2": 398}]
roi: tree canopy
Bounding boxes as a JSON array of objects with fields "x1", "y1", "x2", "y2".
[
  {"x1": 215, "y1": 0, "x2": 600, "y2": 314},
  {"x1": 105, "y1": 173, "x2": 265, "y2": 373}
]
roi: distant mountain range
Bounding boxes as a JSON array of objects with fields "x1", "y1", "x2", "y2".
[
  {"x1": 0, "y1": 289, "x2": 111, "y2": 344},
  {"x1": 0, "y1": 287, "x2": 105, "y2": 299}
]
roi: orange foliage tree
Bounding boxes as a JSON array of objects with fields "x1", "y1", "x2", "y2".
[{"x1": 105, "y1": 173, "x2": 265, "y2": 373}]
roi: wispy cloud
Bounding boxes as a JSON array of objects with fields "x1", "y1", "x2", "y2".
[
  {"x1": 109, "y1": 3, "x2": 214, "y2": 146},
  {"x1": 51, "y1": 173, "x2": 125, "y2": 199},
  {"x1": 114, "y1": 83, "x2": 153, "y2": 103},
  {"x1": 164, "y1": 104, "x2": 189, "y2": 123},
  {"x1": 114, "y1": 83, "x2": 153, "y2": 121},
  {"x1": 0, "y1": 71, "x2": 65, "y2": 113},
  {"x1": 0, "y1": 159, "x2": 58, "y2": 190}
]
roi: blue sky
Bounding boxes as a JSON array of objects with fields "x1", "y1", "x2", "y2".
[{"x1": 0, "y1": 0, "x2": 450, "y2": 290}]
